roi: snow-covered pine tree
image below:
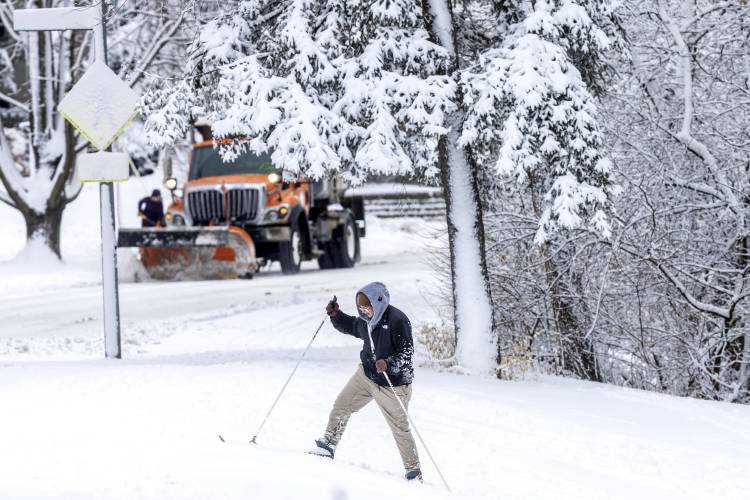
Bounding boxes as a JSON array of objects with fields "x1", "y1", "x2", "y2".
[
  {"x1": 422, "y1": 0, "x2": 619, "y2": 378},
  {"x1": 146, "y1": 0, "x2": 619, "y2": 376},
  {"x1": 461, "y1": 0, "x2": 618, "y2": 246},
  {"x1": 145, "y1": 0, "x2": 455, "y2": 185}
]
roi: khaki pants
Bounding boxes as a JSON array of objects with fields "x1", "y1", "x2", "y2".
[{"x1": 324, "y1": 364, "x2": 420, "y2": 471}]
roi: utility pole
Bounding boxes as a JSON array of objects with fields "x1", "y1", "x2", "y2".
[{"x1": 94, "y1": 0, "x2": 123, "y2": 359}]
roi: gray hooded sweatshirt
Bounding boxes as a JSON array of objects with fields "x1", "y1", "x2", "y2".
[
  {"x1": 357, "y1": 281, "x2": 391, "y2": 332},
  {"x1": 330, "y1": 282, "x2": 414, "y2": 386}
]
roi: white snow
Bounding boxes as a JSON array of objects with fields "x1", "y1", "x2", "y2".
[
  {"x1": 0, "y1": 173, "x2": 168, "y2": 294},
  {"x1": 1, "y1": 174, "x2": 749, "y2": 500},
  {"x1": 13, "y1": 6, "x2": 99, "y2": 31},
  {"x1": 57, "y1": 60, "x2": 140, "y2": 151},
  {"x1": 1, "y1": 278, "x2": 748, "y2": 499}
]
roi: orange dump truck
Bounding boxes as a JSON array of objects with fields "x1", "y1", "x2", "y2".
[{"x1": 118, "y1": 141, "x2": 365, "y2": 279}]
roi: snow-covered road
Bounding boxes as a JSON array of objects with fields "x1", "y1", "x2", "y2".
[
  {"x1": 1, "y1": 217, "x2": 749, "y2": 499},
  {"x1": 0, "y1": 252, "x2": 433, "y2": 342}
]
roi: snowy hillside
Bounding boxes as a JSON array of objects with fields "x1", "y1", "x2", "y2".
[
  {"x1": 1, "y1": 294, "x2": 748, "y2": 499},
  {"x1": 1, "y1": 185, "x2": 749, "y2": 499}
]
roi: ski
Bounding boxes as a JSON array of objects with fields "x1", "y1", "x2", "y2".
[
  {"x1": 218, "y1": 434, "x2": 256, "y2": 444},
  {"x1": 306, "y1": 449, "x2": 334, "y2": 459}
]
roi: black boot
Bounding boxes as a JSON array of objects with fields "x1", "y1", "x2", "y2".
[
  {"x1": 405, "y1": 469, "x2": 422, "y2": 481},
  {"x1": 308, "y1": 437, "x2": 336, "y2": 459}
]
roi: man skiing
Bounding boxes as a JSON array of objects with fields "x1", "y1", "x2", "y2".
[{"x1": 312, "y1": 282, "x2": 422, "y2": 481}]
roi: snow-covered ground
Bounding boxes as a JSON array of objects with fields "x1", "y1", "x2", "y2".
[
  {"x1": 0, "y1": 177, "x2": 167, "y2": 294},
  {"x1": 1, "y1": 184, "x2": 749, "y2": 499}
]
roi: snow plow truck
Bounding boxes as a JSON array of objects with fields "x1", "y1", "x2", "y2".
[{"x1": 118, "y1": 140, "x2": 365, "y2": 280}]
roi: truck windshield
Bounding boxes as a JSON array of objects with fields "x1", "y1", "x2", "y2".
[{"x1": 189, "y1": 146, "x2": 277, "y2": 179}]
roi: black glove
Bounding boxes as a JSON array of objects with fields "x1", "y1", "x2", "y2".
[{"x1": 326, "y1": 296, "x2": 339, "y2": 317}]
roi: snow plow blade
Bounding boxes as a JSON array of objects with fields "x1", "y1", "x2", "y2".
[{"x1": 118, "y1": 227, "x2": 257, "y2": 280}]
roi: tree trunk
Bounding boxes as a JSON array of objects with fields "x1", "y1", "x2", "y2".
[
  {"x1": 528, "y1": 170, "x2": 599, "y2": 381},
  {"x1": 438, "y1": 122, "x2": 498, "y2": 373},
  {"x1": 541, "y1": 247, "x2": 601, "y2": 382},
  {"x1": 22, "y1": 205, "x2": 65, "y2": 258},
  {"x1": 0, "y1": 121, "x2": 75, "y2": 262},
  {"x1": 425, "y1": 0, "x2": 497, "y2": 373}
]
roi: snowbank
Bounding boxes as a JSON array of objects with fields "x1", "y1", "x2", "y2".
[
  {"x1": 0, "y1": 175, "x2": 166, "y2": 289},
  {"x1": 0, "y1": 236, "x2": 101, "y2": 295}
]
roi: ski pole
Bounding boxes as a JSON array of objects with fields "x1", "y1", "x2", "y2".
[
  {"x1": 365, "y1": 326, "x2": 450, "y2": 491},
  {"x1": 248, "y1": 297, "x2": 335, "y2": 444},
  {"x1": 382, "y1": 371, "x2": 451, "y2": 492}
]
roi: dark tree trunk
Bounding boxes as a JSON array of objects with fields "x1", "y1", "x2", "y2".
[
  {"x1": 23, "y1": 205, "x2": 65, "y2": 258},
  {"x1": 542, "y1": 250, "x2": 601, "y2": 382},
  {"x1": 436, "y1": 134, "x2": 460, "y2": 352},
  {"x1": 528, "y1": 171, "x2": 599, "y2": 382}
]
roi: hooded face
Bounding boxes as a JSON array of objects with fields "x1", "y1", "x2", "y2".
[
  {"x1": 356, "y1": 293, "x2": 373, "y2": 319},
  {"x1": 356, "y1": 282, "x2": 390, "y2": 328}
]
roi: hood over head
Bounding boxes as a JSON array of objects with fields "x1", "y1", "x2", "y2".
[{"x1": 356, "y1": 282, "x2": 390, "y2": 328}]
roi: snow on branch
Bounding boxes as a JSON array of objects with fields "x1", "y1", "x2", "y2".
[
  {"x1": 0, "y1": 91, "x2": 28, "y2": 113},
  {"x1": 142, "y1": 0, "x2": 455, "y2": 184},
  {"x1": 461, "y1": 25, "x2": 618, "y2": 244}
]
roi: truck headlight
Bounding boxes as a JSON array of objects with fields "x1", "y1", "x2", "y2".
[
  {"x1": 264, "y1": 210, "x2": 279, "y2": 222},
  {"x1": 164, "y1": 177, "x2": 178, "y2": 191},
  {"x1": 166, "y1": 213, "x2": 186, "y2": 226},
  {"x1": 267, "y1": 173, "x2": 281, "y2": 184},
  {"x1": 263, "y1": 205, "x2": 290, "y2": 222}
]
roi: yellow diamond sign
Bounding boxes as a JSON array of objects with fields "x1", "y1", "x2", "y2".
[{"x1": 57, "y1": 60, "x2": 140, "y2": 151}]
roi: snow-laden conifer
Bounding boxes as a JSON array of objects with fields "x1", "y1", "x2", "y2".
[
  {"x1": 145, "y1": 0, "x2": 455, "y2": 184},
  {"x1": 461, "y1": 0, "x2": 618, "y2": 244}
]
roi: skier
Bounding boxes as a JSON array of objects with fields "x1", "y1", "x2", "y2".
[
  {"x1": 311, "y1": 282, "x2": 422, "y2": 481},
  {"x1": 138, "y1": 189, "x2": 164, "y2": 227}
]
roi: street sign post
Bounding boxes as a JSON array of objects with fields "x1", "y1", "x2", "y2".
[{"x1": 14, "y1": 2, "x2": 140, "y2": 359}]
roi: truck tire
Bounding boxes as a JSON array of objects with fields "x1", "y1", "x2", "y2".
[
  {"x1": 332, "y1": 215, "x2": 359, "y2": 268},
  {"x1": 279, "y1": 220, "x2": 303, "y2": 274}
]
